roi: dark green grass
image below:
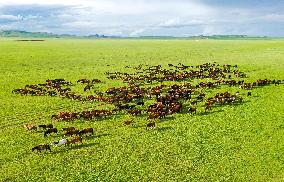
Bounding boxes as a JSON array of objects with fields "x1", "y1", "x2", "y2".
[{"x1": 0, "y1": 38, "x2": 284, "y2": 181}]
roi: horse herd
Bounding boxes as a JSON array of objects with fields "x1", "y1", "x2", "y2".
[
  {"x1": 14, "y1": 62, "x2": 283, "y2": 153},
  {"x1": 24, "y1": 124, "x2": 93, "y2": 152}
]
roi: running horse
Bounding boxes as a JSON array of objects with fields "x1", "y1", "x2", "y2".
[
  {"x1": 44, "y1": 128, "x2": 58, "y2": 137},
  {"x1": 78, "y1": 128, "x2": 94, "y2": 136},
  {"x1": 66, "y1": 137, "x2": 83, "y2": 146},
  {"x1": 32, "y1": 144, "x2": 51, "y2": 152}
]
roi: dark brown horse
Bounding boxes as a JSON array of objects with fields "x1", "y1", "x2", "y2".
[
  {"x1": 146, "y1": 122, "x2": 156, "y2": 129},
  {"x1": 44, "y1": 128, "x2": 58, "y2": 137},
  {"x1": 64, "y1": 129, "x2": 79, "y2": 137},
  {"x1": 32, "y1": 144, "x2": 51, "y2": 152},
  {"x1": 78, "y1": 128, "x2": 93, "y2": 136},
  {"x1": 247, "y1": 92, "x2": 252, "y2": 96},
  {"x1": 128, "y1": 109, "x2": 142, "y2": 115},
  {"x1": 62, "y1": 127, "x2": 76, "y2": 132},
  {"x1": 188, "y1": 107, "x2": 197, "y2": 114},
  {"x1": 84, "y1": 84, "x2": 94, "y2": 92},
  {"x1": 124, "y1": 120, "x2": 134, "y2": 126},
  {"x1": 205, "y1": 104, "x2": 212, "y2": 113}
]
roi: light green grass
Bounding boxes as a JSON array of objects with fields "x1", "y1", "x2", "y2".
[{"x1": 0, "y1": 38, "x2": 284, "y2": 181}]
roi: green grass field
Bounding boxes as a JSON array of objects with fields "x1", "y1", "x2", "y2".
[{"x1": 1, "y1": 38, "x2": 284, "y2": 181}]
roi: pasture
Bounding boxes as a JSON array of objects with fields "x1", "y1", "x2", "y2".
[{"x1": 0, "y1": 38, "x2": 284, "y2": 181}]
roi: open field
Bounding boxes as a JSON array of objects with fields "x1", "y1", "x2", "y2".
[{"x1": 0, "y1": 38, "x2": 284, "y2": 181}]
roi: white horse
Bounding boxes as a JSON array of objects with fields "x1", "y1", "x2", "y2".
[{"x1": 51, "y1": 139, "x2": 68, "y2": 147}]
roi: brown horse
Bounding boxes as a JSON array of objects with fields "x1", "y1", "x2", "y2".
[
  {"x1": 146, "y1": 122, "x2": 156, "y2": 129},
  {"x1": 62, "y1": 127, "x2": 76, "y2": 132},
  {"x1": 128, "y1": 109, "x2": 142, "y2": 115},
  {"x1": 32, "y1": 144, "x2": 51, "y2": 152},
  {"x1": 66, "y1": 137, "x2": 83, "y2": 146},
  {"x1": 64, "y1": 129, "x2": 79, "y2": 137},
  {"x1": 24, "y1": 124, "x2": 37, "y2": 131},
  {"x1": 124, "y1": 120, "x2": 134, "y2": 126},
  {"x1": 205, "y1": 104, "x2": 212, "y2": 113}
]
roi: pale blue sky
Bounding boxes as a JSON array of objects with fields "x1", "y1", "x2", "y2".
[{"x1": 0, "y1": 0, "x2": 283, "y2": 36}]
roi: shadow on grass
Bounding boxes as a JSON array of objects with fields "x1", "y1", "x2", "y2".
[
  {"x1": 82, "y1": 135, "x2": 97, "y2": 140},
  {"x1": 156, "y1": 126, "x2": 173, "y2": 132},
  {"x1": 54, "y1": 133, "x2": 110, "y2": 141},
  {"x1": 68, "y1": 116, "x2": 114, "y2": 123},
  {"x1": 95, "y1": 133, "x2": 110, "y2": 138},
  {"x1": 197, "y1": 109, "x2": 224, "y2": 116},
  {"x1": 51, "y1": 142, "x2": 98, "y2": 154},
  {"x1": 249, "y1": 95, "x2": 260, "y2": 98},
  {"x1": 36, "y1": 130, "x2": 45, "y2": 134},
  {"x1": 212, "y1": 100, "x2": 251, "y2": 108},
  {"x1": 157, "y1": 116, "x2": 176, "y2": 123},
  {"x1": 70, "y1": 142, "x2": 97, "y2": 150}
]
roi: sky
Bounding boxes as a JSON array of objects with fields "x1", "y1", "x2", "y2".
[{"x1": 0, "y1": 0, "x2": 283, "y2": 36}]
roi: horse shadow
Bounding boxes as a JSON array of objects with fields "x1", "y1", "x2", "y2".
[
  {"x1": 70, "y1": 116, "x2": 112, "y2": 123},
  {"x1": 211, "y1": 100, "x2": 251, "y2": 109},
  {"x1": 70, "y1": 143, "x2": 97, "y2": 150},
  {"x1": 156, "y1": 126, "x2": 173, "y2": 132},
  {"x1": 133, "y1": 113, "x2": 148, "y2": 118},
  {"x1": 96, "y1": 133, "x2": 110, "y2": 138},
  {"x1": 86, "y1": 133, "x2": 110, "y2": 140},
  {"x1": 51, "y1": 142, "x2": 98, "y2": 154},
  {"x1": 197, "y1": 109, "x2": 224, "y2": 116},
  {"x1": 36, "y1": 130, "x2": 45, "y2": 134},
  {"x1": 232, "y1": 100, "x2": 251, "y2": 105},
  {"x1": 157, "y1": 116, "x2": 176, "y2": 123}
]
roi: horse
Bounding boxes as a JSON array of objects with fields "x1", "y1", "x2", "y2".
[
  {"x1": 78, "y1": 128, "x2": 93, "y2": 136},
  {"x1": 124, "y1": 120, "x2": 134, "y2": 126},
  {"x1": 205, "y1": 104, "x2": 212, "y2": 113},
  {"x1": 146, "y1": 122, "x2": 156, "y2": 129},
  {"x1": 84, "y1": 84, "x2": 94, "y2": 92},
  {"x1": 44, "y1": 128, "x2": 58, "y2": 137},
  {"x1": 32, "y1": 144, "x2": 51, "y2": 152},
  {"x1": 62, "y1": 127, "x2": 75, "y2": 132},
  {"x1": 247, "y1": 92, "x2": 252, "y2": 96},
  {"x1": 136, "y1": 100, "x2": 144, "y2": 106},
  {"x1": 51, "y1": 139, "x2": 68, "y2": 147},
  {"x1": 24, "y1": 124, "x2": 37, "y2": 131},
  {"x1": 128, "y1": 109, "x2": 142, "y2": 115},
  {"x1": 64, "y1": 129, "x2": 79, "y2": 137},
  {"x1": 66, "y1": 137, "x2": 82, "y2": 146},
  {"x1": 38, "y1": 124, "x2": 53, "y2": 130},
  {"x1": 188, "y1": 107, "x2": 197, "y2": 114}
]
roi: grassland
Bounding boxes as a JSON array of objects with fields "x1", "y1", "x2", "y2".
[{"x1": 0, "y1": 38, "x2": 284, "y2": 181}]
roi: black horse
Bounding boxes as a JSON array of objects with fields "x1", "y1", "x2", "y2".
[
  {"x1": 32, "y1": 144, "x2": 51, "y2": 152},
  {"x1": 38, "y1": 124, "x2": 53, "y2": 130}
]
